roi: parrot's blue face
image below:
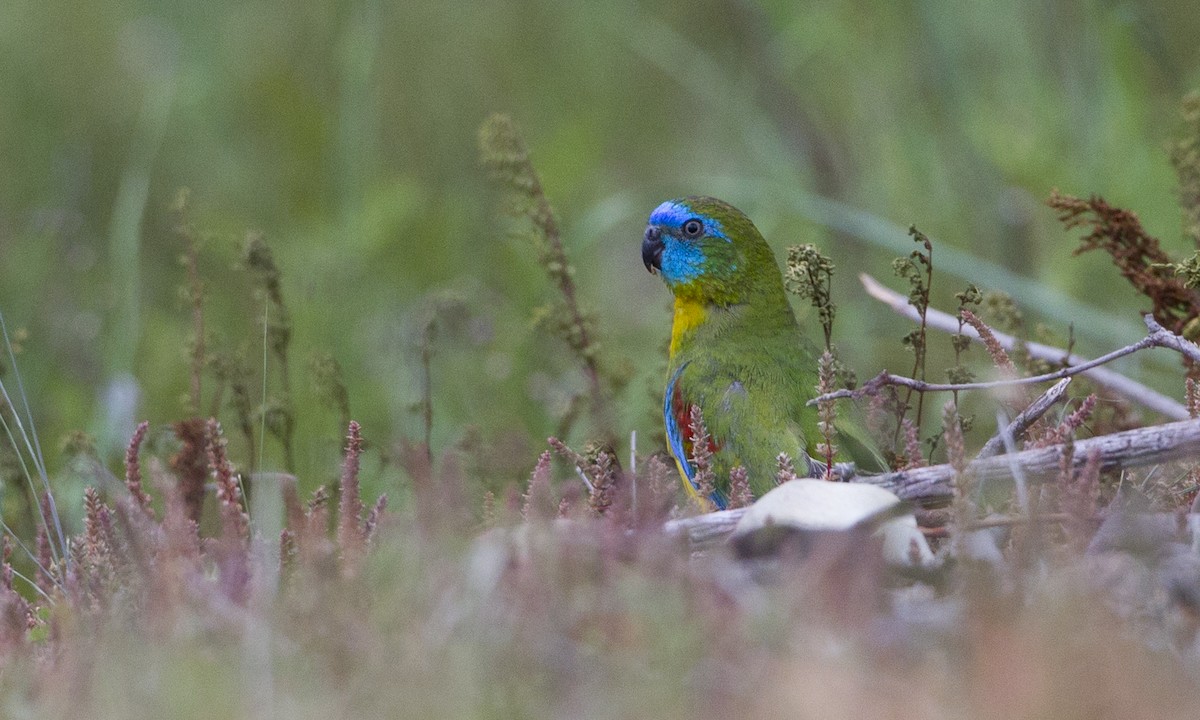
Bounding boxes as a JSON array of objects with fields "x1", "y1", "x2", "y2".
[{"x1": 642, "y1": 199, "x2": 732, "y2": 288}]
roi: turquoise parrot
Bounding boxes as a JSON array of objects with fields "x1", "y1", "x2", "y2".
[{"x1": 642, "y1": 196, "x2": 881, "y2": 509}]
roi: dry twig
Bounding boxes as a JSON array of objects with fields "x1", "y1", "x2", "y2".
[
  {"x1": 859, "y1": 273, "x2": 1188, "y2": 419},
  {"x1": 976, "y1": 378, "x2": 1072, "y2": 458},
  {"x1": 818, "y1": 295, "x2": 1195, "y2": 418}
]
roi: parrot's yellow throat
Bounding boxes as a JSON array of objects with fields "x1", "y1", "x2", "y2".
[{"x1": 669, "y1": 297, "x2": 708, "y2": 357}]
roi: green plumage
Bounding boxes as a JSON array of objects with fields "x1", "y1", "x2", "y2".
[{"x1": 643, "y1": 196, "x2": 881, "y2": 505}]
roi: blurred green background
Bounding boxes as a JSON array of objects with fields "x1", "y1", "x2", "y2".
[{"x1": 1, "y1": 0, "x2": 1198, "y2": 512}]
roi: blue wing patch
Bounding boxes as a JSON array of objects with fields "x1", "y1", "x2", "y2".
[
  {"x1": 664, "y1": 362, "x2": 727, "y2": 510},
  {"x1": 664, "y1": 363, "x2": 693, "y2": 484}
]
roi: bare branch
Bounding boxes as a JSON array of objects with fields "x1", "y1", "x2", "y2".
[
  {"x1": 1143, "y1": 314, "x2": 1200, "y2": 363},
  {"x1": 968, "y1": 513, "x2": 1073, "y2": 530},
  {"x1": 815, "y1": 341, "x2": 1146, "y2": 402},
  {"x1": 859, "y1": 273, "x2": 1188, "y2": 419}
]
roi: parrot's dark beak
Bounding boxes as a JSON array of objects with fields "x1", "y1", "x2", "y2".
[{"x1": 642, "y1": 226, "x2": 663, "y2": 273}]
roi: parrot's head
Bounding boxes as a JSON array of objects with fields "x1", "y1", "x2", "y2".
[{"x1": 642, "y1": 196, "x2": 778, "y2": 305}]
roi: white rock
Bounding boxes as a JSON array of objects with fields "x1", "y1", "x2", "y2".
[{"x1": 732, "y1": 479, "x2": 935, "y2": 568}]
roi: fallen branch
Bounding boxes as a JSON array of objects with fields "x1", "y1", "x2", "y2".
[
  {"x1": 663, "y1": 417, "x2": 1200, "y2": 547},
  {"x1": 664, "y1": 509, "x2": 746, "y2": 551},
  {"x1": 869, "y1": 416, "x2": 1200, "y2": 503},
  {"x1": 858, "y1": 273, "x2": 1189, "y2": 419}
]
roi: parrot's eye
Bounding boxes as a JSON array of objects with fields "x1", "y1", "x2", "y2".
[{"x1": 681, "y1": 219, "x2": 704, "y2": 239}]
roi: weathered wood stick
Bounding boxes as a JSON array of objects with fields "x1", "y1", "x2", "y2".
[
  {"x1": 977, "y1": 377, "x2": 1072, "y2": 458},
  {"x1": 869, "y1": 416, "x2": 1200, "y2": 503},
  {"x1": 663, "y1": 509, "x2": 745, "y2": 550},
  {"x1": 664, "y1": 417, "x2": 1200, "y2": 546}
]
